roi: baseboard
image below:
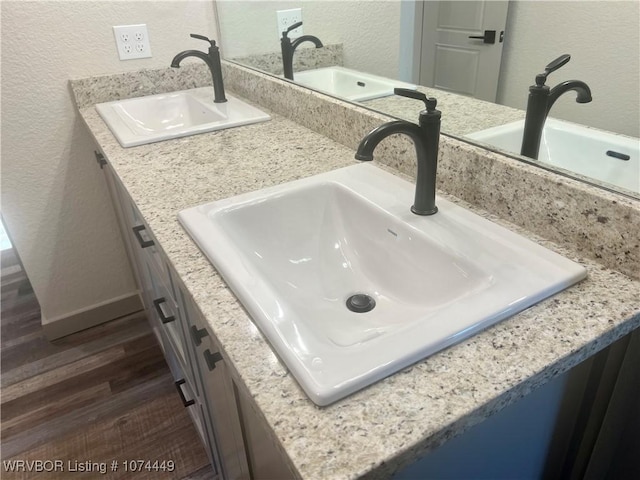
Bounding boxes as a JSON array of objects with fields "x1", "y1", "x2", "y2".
[{"x1": 42, "y1": 292, "x2": 143, "y2": 340}]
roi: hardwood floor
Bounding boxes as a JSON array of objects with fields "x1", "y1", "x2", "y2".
[{"x1": 1, "y1": 248, "x2": 215, "y2": 479}]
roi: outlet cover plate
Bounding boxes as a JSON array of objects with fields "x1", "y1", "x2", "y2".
[
  {"x1": 113, "y1": 24, "x2": 152, "y2": 60},
  {"x1": 276, "y1": 8, "x2": 303, "y2": 38}
]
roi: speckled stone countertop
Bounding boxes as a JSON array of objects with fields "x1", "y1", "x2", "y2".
[
  {"x1": 230, "y1": 43, "x2": 344, "y2": 77},
  {"x1": 362, "y1": 85, "x2": 524, "y2": 136},
  {"x1": 76, "y1": 88, "x2": 640, "y2": 478}
]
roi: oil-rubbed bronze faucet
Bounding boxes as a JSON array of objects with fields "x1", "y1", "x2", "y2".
[
  {"x1": 171, "y1": 34, "x2": 227, "y2": 103},
  {"x1": 280, "y1": 22, "x2": 323, "y2": 81},
  {"x1": 355, "y1": 88, "x2": 441, "y2": 216},
  {"x1": 521, "y1": 54, "x2": 592, "y2": 159}
]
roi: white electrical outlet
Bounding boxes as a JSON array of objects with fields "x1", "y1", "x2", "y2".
[
  {"x1": 277, "y1": 8, "x2": 303, "y2": 38},
  {"x1": 113, "y1": 24, "x2": 152, "y2": 60}
]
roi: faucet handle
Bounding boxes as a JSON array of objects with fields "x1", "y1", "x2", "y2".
[
  {"x1": 536, "y1": 54, "x2": 571, "y2": 86},
  {"x1": 394, "y1": 88, "x2": 438, "y2": 112},
  {"x1": 190, "y1": 33, "x2": 216, "y2": 47}
]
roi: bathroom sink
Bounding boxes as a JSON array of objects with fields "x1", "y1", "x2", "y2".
[
  {"x1": 178, "y1": 164, "x2": 586, "y2": 405},
  {"x1": 293, "y1": 66, "x2": 417, "y2": 102},
  {"x1": 466, "y1": 119, "x2": 639, "y2": 193},
  {"x1": 95, "y1": 87, "x2": 270, "y2": 147}
]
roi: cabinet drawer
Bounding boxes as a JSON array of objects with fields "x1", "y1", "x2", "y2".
[
  {"x1": 130, "y1": 221, "x2": 166, "y2": 285},
  {"x1": 163, "y1": 335, "x2": 220, "y2": 479},
  {"x1": 112, "y1": 174, "x2": 168, "y2": 283},
  {"x1": 144, "y1": 258, "x2": 192, "y2": 383}
]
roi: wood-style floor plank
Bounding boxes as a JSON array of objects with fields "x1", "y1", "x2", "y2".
[
  {"x1": 0, "y1": 248, "x2": 214, "y2": 479},
  {"x1": 0, "y1": 346, "x2": 126, "y2": 403},
  {"x1": 4, "y1": 387, "x2": 209, "y2": 479},
  {"x1": 2, "y1": 382, "x2": 113, "y2": 439},
  {"x1": 1, "y1": 315, "x2": 151, "y2": 387}
]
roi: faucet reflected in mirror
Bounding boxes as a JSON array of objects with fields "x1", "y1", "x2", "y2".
[
  {"x1": 521, "y1": 54, "x2": 592, "y2": 159},
  {"x1": 280, "y1": 21, "x2": 324, "y2": 80},
  {"x1": 356, "y1": 89, "x2": 441, "y2": 216},
  {"x1": 171, "y1": 33, "x2": 227, "y2": 103},
  {"x1": 216, "y1": 0, "x2": 639, "y2": 199}
]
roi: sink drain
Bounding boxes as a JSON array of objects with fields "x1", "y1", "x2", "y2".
[{"x1": 346, "y1": 294, "x2": 376, "y2": 313}]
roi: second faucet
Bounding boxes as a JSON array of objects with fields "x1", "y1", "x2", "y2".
[
  {"x1": 281, "y1": 21, "x2": 323, "y2": 80},
  {"x1": 171, "y1": 34, "x2": 227, "y2": 103},
  {"x1": 521, "y1": 54, "x2": 592, "y2": 159}
]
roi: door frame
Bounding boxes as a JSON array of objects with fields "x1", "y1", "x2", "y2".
[
  {"x1": 398, "y1": 0, "x2": 425, "y2": 84},
  {"x1": 399, "y1": 0, "x2": 509, "y2": 101}
]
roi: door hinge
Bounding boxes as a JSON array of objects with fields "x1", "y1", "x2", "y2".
[{"x1": 94, "y1": 151, "x2": 107, "y2": 169}]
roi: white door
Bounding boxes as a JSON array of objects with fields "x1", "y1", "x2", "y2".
[{"x1": 419, "y1": 1, "x2": 509, "y2": 102}]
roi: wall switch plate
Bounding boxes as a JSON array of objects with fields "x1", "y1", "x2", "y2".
[
  {"x1": 276, "y1": 8, "x2": 303, "y2": 38},
  {"x1": 113, "y1": 24, "x2": 152, "y2": 60}
]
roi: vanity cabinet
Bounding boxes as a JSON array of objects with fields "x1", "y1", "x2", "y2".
[{"x1": 95, "y1": 149, "x2": 251, "y2": 480}]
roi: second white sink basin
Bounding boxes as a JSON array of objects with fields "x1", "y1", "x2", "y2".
[
  {"x1": 293, "y1": 66, "x2": 417, "y2": 102},
  {"x1": 96, "y1": 87, "x2": 271, "y2": 147},
  {"x1": 466, "y1": 118, "x2": 639, "y2": 194},
  {"x1": 179, "y1": 164, "x2": 586, "y2": 406}
]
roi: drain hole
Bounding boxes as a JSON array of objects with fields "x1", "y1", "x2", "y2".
[{"x1": 346, "y1": 294, "x2": 376, "y2": 313}]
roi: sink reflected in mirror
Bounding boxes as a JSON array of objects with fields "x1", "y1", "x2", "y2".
[
  {"x1": 292, "y1": 66, "x2": 417, "y2": 102},
  {"x1": 467, "y1": 119, "x2": 640, "y2": 194},
  {"x1": 96, "y1": 87, "x2": 270, "y2": 147},
  {"x1": 179, "y1": 164, "x2": 586, "y2": 406}
]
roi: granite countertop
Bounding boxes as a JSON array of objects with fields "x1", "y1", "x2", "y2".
[
  {"x1": 78, "y1": 97, "x2": 639, "y2": 479},
  {"x1": 362, "y1": 85, "x2": 525, "y2": 136}
]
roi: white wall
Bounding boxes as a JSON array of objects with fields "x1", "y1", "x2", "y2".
[
  {"x1": 217, "y1": 0, "x2": 401, "y2": 79},
  {"x1": 1, "y1": 1, "x2": 217, "y2": 326},
  {"x1": 498, "y1": 0, "x2": 639, "y2": 137}
]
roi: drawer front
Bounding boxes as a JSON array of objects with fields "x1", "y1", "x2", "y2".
[
  {"x1": 112, "y1": 174, "x2": 168, "y2": 284},
  {"x1": 129, "y1": 220, "x2": 166, "y2": 285},
  {"x1": 142, "y1": 257, "x2": 196, "y2": 393}
]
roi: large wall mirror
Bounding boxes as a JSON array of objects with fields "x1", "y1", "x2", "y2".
[{"x1": 216, "y1": 0, "x2": 639, "y2": 198}]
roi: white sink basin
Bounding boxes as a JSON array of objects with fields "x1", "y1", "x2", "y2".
[
  {"x1": 96, "y1": 87, "x2": 270, "y2": 147},
  {"x1": 293, "y1": 66, "x2": 417, "y2": 102},
  {"x1": 466, "y1": 119, "x2": 639, "y2": 194},
  {"x1": 179, "y1": 164, "x2": 586, "y2": 406}
]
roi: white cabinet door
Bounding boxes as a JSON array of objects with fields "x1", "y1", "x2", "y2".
[
  {"x1": 100, "y1": 157, "x2": 143, "y2": 291},
  {"x1": 235, "y1": 385, "x2": 297, "y2": 480},
  {"x1": 178, "y1": 285, "x2": 250, "y2": 480}
]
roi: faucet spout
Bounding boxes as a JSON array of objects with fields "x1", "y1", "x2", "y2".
[
  {"x1": 171, "y1": 50, "x2": 210, "y2": 68},
  {"x1": 171, "y1": 36, "x2": 227, "y2": 103},
  {"x1": 355, "y1": 121, "x2": 425, "y2": 161},
  {"x1": 290, "y1": 35, "x2": 324, "y2": 51},
  {"x1": 547, "y1": 80, "x2": 592, "y2": 109}
]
